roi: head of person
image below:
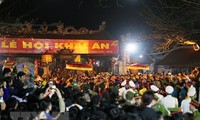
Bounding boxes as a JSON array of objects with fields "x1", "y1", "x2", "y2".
[
  {"x1": 156, "y1": 111, "x2": 164, "y2": 120},
  {"x1": 3, "y1": 76, "x2": 13, "y2": 87},
  {"x1": 141, "y1": 91, "x2": 155, "y2": 107},
  {"x1": 69, "y1": 106, "x2": 79, "y2": 119},
  {"x1": 39, "y1": 99, "x2": 52, "y2": 111},
  {"x1": 91, "y1": 95, "x2": 101, "y2": 107},
  {"x1": 187, "y1": 86, "x2": 196, "y2": 99},
  {"x1": 25, "y1": 74, "x2": 31, "y2": 81},
  {"x1": 165, "y1": 86, "x2": 174, "y2": 95},
  {"x1": 119, "y1": 113, "x2": 142, "y2": 120},
  {"x1": 125, "y1": 91, "x2": 134, "y2": 101},
  {"x1": 2, "y1": 68, "x2": 11, "y2": 77},
  {"x1": 83, "y1": 93, "x2": 91, "y2": 103},
  {"x1": 49, "y1": 80, "x2": 54, "y2": 88},
  {"x1": 183, "y1": 113, "x2": 194, "y2": 120},
  {"x1": 170, "y1": 113, "x2": 183, "y2": 120},
  {"x1": 108, "y1": 107, "x2": 121, "y2": 120},
  {"x1": 150, "y1": 85, "x2": 159, "y2": 93},
  {"x1": 17, "y1": 71, "x2": 26, "y2": 82}
]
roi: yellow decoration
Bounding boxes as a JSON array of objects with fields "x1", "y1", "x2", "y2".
[
  {"x1": 127, "y1": 66, "x2": 150, "y2": 70},
  {"x1": 139, "y1": 88, "x2": 147, "y2": 95},
  {"x1": 42, "y1": 55, "x2": 52, "y2": 63},
  {"x1": 66, "y1": 65, "x2": 93, "y2": 71},
  {"x1": 42, "y1": 80, "x2": 47, "y2": 86},
  {"x1": 184, "y1": 41, "x2": 196, "y2": 45},
  {"x1": 74, "y1": 55, "x2": 81, "y2": 63}
]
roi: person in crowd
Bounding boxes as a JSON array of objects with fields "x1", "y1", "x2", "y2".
[
  {"x1": 1, "y1": 68, "x2": 12, "y2": 100},
  {"x1": 5, "y1": 97, "x2": 18, "y2": 111},
  {"x1": 122, "y1": 80, "x2": 135, "y2": 100},
  {"x1": 0, "y1": 84, "x2": 6, "y2": 111},
  {"x1": 152, "y1": 94, "x2": 170, "y2": 117},
  {"x1": 14, "y1": 71, "x2": 34, "y2": 97},
  {"x1": 192, "y1": 67, "x2": 200, "y2": 102},
  {"x1": 35, "y1": 86, "x2": 65, "y2": 120},
  {"x1": 35, "y1": 99, "x2": 60, "y2": 120},
  {"x1": 160, "y1": 86, "x2": 178, "y2": 108},
  {"x1": 107, "y1": 106, "x2": 122, "y2": 120},
  {"x1": 139, "y1": 91, "x2": 158, "y2": 120},
  {"x1": 90, "y1": 95, "x2": 107, "y2": 120},
  {"x1": 43, "y1": 82, "x2": 65, "y2": 112},
  {"x1": 183, "y1": 112, "x2": 194, "y2": 120},
  {"x1": 118, "y1": 79, "x2": 135, "y2": 100},
  {"x1": 3, "y1": 76, "x2": 17, "y2": 100},
  {"x1": 150, "y1": 84, "x2": 163, "y2": 100},
  {"x1": 119, "y1": 112, "x2": 142, "y2": 120},
  {"x1": 120, "y1": 91, "x2": 135, "y2": 107},
  {"x1": 177, "y1": 80, "x2": 187, "y2": 106},
  {"x1": 168, "y1": 107, "x2": 183, "y2": 120},
  {"x1": 134, "y1": 95, "x2": 142, "y2": 106},
  {"x1": 24, "y1": 74, "x2": 34, "y2": 88},
  {"x1": 181, "y1": 85, "x2": 196, "y2": 113},
  {"x1": 1, "y1": 67, "x2": 200, "y2": 119},
  {"x1": 189, "y1": 99, "x2": 200, "y2": 120},
  {"x1": 1, "y1": 68, "x2": 11, "y2": 78},
  {"x1": 156, "y1": 111, "x2": 164, "y2": 120}
]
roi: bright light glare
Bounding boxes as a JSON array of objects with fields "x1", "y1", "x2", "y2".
[
  {"x1": 0, "y1": 0, "x2": 4, "y2": 5},
  {"x1": 126, "y1": 43, "x2": 137, "y2": 52},
  {"x1": 139, "y1": 55, "x2": 143, "y2": 58}
]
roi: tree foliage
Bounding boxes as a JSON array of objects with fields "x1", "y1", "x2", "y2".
[{"x1": 143, "y1": 0, "x2": 200, "y2": 53}]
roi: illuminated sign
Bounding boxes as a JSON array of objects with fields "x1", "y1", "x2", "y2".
[{"x1": 0, "y1": 38, "x2": 118, "y2": 54}]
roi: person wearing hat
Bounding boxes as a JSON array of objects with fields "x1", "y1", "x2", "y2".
[
  {"x1": 150, "y1": 85, "x2": 163, "y2": 101},
  {"x1": 181, "y1": 85, "x2": 196, "y2": 113},
  {"x1": 119, "y1": 91, "x2": 135, "y2": 108},
  {"x1": 134, "y1": 94, "x2": 142, "y2": 106},
  {"x1": 190, "y1": 99, "x2": 200, "y2": 120},
  {"x1": 152, "y1": 94, "x2": 170, "y2": 117},
  {"x1": 118, "y1": 80, "x2": 127, "y2": 97},
  {"x1": 118, "y1": 80, "x2": 135, "y2": 100},
  {"x1": 160, "y1": 86, "x2": 178, "y2": 109}
]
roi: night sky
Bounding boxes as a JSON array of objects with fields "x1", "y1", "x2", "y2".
[{"x1": 0, "y1": 0, "x2": 146, "y2": 39}]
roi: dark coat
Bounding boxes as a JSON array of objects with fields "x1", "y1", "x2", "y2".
[
  {"x1": 13, "y1": 79, "x2": 30, "y2": 97},
  {"x1": 139, "y1": 107, "x2": 158, "y2": 120}
]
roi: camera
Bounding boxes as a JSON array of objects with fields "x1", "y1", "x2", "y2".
[{"x1": 49, "y1": 85, "x2": 57, "y2": 93}]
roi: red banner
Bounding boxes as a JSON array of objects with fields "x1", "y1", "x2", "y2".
[{"x1": 0, "y1": 38, "x2": 118, "y2": 54}]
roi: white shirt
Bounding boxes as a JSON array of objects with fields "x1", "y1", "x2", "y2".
[
  {"x1": 159, "y1": 95, "x2": 178, "y2": 108},
  {"x1": 118, "y1": 87, "x2": 126, "y2": 96},
  {"x1": 154, "y1": 93, "x2": 164, "y2": 101},
  {"x1": 181, "y1": 97, "x2": 192, "y2": 113}
]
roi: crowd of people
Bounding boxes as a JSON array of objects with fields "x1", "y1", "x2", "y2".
[{"x1": 0, "y1": 67, "x2": 200, "y2": 120}]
